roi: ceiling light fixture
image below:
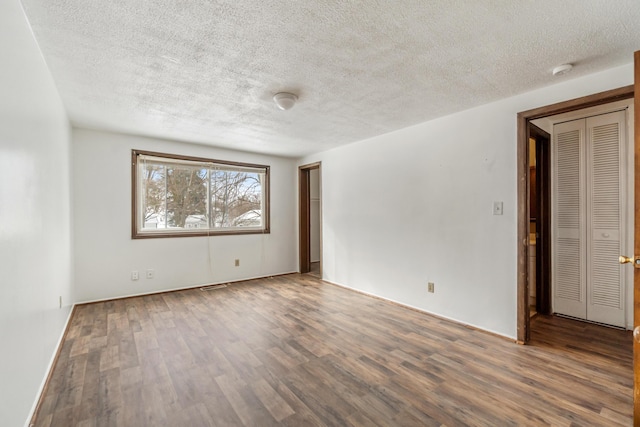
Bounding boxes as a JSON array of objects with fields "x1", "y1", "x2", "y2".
[
  {"x1": 552, "y1": 63, "x2": 573, "y2": 76},
  {"x1": 273, "y1": 92, "x2": 298, "y2": 110}
]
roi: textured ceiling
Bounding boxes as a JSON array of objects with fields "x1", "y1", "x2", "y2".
[{"x1": 20, "y1": 0, "x2": 640, "y2": 157}]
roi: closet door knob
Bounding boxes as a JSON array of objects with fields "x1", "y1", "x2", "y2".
[
  {"x1": 634, "y1": 326, "x2": 640, "y2": 344},
  {"x1": 619, "y1": 255, "x2": 640, "y2": 268}
]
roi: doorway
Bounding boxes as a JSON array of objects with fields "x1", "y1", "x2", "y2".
[
  {"x1": 537, "y1": 106, "x2": 632, "y2": 328},
  {"x1": 516, "y1": 85, "x2": 634, "y2": 343},
  {"x1": 299, "y1": 162, "x2": 322, "y2": 276},
  {"x1": 528, "y1": 123, "x2": 551, "y2": 318}
]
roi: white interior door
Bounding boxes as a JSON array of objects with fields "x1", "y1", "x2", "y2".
[
  {"x1": 553, "y1": 119, "x2": 587, "y2": 319},
  {"x1": 586, "y1": 111, "x2": 626, "y2": 326},
  {"x1": 552, "y1": 110, "x2": 627, "y2": 327}
]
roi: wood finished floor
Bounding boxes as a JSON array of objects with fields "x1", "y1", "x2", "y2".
[
  {"x1": 308, "y1": 262, "x2": 320, "y2": 279},
  {"x1": 33, "y1": 274, "x2": 633, "y2": 426}
]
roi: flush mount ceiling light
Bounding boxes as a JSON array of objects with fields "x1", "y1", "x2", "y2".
[
  {"x1": 552, "y1": 63, "x2": 573, "y2": 76},
  {"x1": 273, "y1": 92, "x2": 298, "y2": 110}
]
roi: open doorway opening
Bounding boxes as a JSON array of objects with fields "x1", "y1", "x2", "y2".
[
  {"x1": 532, "y1": 102, "x2": 633, "y2": 329},
  {"x1": 517, "y1": 85, "x2": 634, "y2": 343},
  {"x1": 528, "y1": 123, "x2": 551, "y2": 319},
  {"x1": 299, "y1": 162, "x2": 321, "y2": 276}
]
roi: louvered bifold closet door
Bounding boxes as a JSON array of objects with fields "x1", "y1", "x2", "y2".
[
  {"x1": 553, "y1": 120, "x2": 587, "y2": 319},
  {"x1": 586, "y1": 111, "x2": 626, "y2": 327}
]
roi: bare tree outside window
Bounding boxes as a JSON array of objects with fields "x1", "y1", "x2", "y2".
[
  {"x1": 142, "y1": 164, "x2": 165, "y2": 227},
  {"x1": 166, "y1": 166, "x2": 208, "y2": 228},
  {"x1": 211, "y1": 170, "x2": 262, "y2": 228}
]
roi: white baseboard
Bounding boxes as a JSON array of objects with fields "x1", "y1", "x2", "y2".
[
  {"x1": 322, "y1": 278, "x2": 515, "y2": 342},
  {"x1": 77, "y1": 271, "x2": 299, "y2": 305},
  {"x1": 25, "y1": 304, "x2": 75, "y2": 427}
]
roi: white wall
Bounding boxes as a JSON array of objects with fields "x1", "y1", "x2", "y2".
[
  {"x1": 301, "y1": 63, "x2": 634, "y2": 339},
  {"x1": 0, "y1": 2, "x2": 73, "y2": 426},
  {"x1": 73, "y1": 129, "x2": 298, "y2": 302}
]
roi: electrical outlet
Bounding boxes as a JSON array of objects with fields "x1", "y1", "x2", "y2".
[
  {"x1": 131, "y1": 271, "x2": 139, "y2": 281},
  {"x1": 146, "y1": 269, "x2": 154, "y2": 279},
  {"x1": 235, "y1": 259, "x2": 240, "y2": 267},
  {"x1": 59, "y1": 296, "x2": 62, "y2": 309},
  {"x1": 428, "y1": 282, "x2": 435, "y2": 293}
]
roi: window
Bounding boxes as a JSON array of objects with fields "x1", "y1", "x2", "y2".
[{"x1": 132, "y1": 150, "x2": 270, "y2": 238}]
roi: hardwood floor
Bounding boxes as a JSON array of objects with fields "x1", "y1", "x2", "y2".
[
  {"x1": 308, "y1": 262, "x2": 320, "y2": 278},
  {"x1": 33, "y1": 274, "x2": 633, "y2": 426}
]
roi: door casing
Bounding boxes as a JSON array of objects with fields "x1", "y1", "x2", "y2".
[
  {"x1": 516, "y1": 85, "x2": 634, "y2": 343},
  {"x1": 299, "y1": 162, "x2": 321, "y2": 274},
  {"x1": 632, "y1": 50, "x2": 639, "y2": 424}
]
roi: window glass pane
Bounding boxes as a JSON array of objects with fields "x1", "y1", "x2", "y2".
[
  {"x1": 211, "y1": 170, "x2": 263, "y2": 228},
  {"x1": 141, "y1": 163, "x2": 167, "y2": 229},
  {"x1": 165, "y1": 165, "x2": 208, "y2": 229}
]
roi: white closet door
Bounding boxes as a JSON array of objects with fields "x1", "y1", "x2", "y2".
[
  {"x1": 553, "y1": 120, "x2": 586, "y2": 319},
  {"x1": 586, "y1": 111, "x2": 626, "y2": 327}
]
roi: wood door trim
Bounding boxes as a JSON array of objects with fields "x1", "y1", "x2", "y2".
[
  {"x1": 299, "y1": 168, "x2": 310, "y2": 273},
  {"x1": 519, "y1": 85, "x2": 634, "y2": 120},
  {"x1": 633, "y1": 50, "x2": 640, "y2": 424},
  {"x1": 516, "y1": 85, "x2": 634, "y2": 344},
  {"x1": 299, "y1": 162, "x2": 321, "y2": 274}
]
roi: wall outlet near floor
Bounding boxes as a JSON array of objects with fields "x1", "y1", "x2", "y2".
[
  {"x1": 131, "y1": 270, "x2": 139, "y2": 281},
  {"x1": 428, "y1": 282, "x2": 435, "y2": 293},
  {"x1": 146, "y1": 269, "x2": 154, "y2": 279},
  {"x1": 235, "y1": 259, "x2": 240, "y2": 267}
]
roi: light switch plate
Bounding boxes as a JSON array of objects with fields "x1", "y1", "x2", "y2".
[{"x1": 493, "y1": 201, "x2": 503, "y2": 215}]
